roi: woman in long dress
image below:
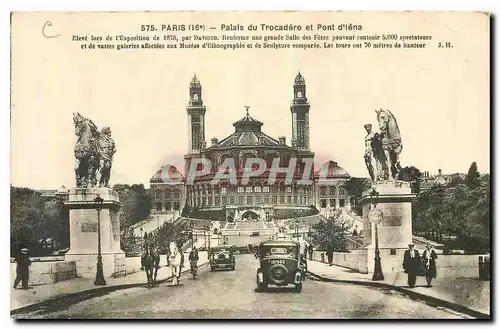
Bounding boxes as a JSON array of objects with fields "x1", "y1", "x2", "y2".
[{"x1": 422, "y1": 244, "x2": 438, "y2": 287}]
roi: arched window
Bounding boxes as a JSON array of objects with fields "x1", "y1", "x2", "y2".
[
  {"x1": 329, "y1": 186, "x2": 336, "y2": 195},
  {"x1": 320, "y1": 186, "x2": 327, "y2": 196},
  {"x1": 338, "y1": 187, "x2": 345, "y2": 196}
]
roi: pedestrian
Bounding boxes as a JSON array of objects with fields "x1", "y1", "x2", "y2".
[
  {"x1": 326, "y1": 244, "x2": 333, "y2": 265},
  {"x1": 189, "y1": 246, "x2": 199, "y2": 269},
  {"x1": 402, "y1": 243, "x2": 420, "y2": 288},
  {"x1": 422, "y1": 244, "x2": 438, "y2": 287},
  {"x1": 13, "y1": 247, "x2": 31, "y2": 289},
  {"x1": 308, "y1": 244, "x2": 313, "y2": 261}
]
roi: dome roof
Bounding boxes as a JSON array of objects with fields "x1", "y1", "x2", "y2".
[
  {"x1": 315, "y1": 160, "x2": 350, "y2": 179},
  {"x1": 233, "y1": 107, "x2": 263, "y2": 133},
  {"x1": 190, "y1": 74, "x2": 201, "y2": 87},
  {"x1": 294, "y1": 72, "x2": 306, "y2": 85},
  {"x1": 150, "y1": 164, "x2": 184, "y2": 183}
]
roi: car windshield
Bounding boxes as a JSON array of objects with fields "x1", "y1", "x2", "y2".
[{"x1": 260, "y1": 245, "x2": 297, "y2": 258}]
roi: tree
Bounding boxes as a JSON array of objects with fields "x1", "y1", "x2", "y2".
[
  {"x1": 310, "y1": 215, "x2": 353, "y2": 252},
  {"x1": 113, "y1": 184, "x2": 152, "y2": 230},
  {"x1": 11, "y1": 187, "x2": 45, "y2": 255},
  {"x1": 38, "y1": 198, "x2": 69, "y2": 249},
  {"x1": 344, "y1": 177, "x2": 371, "y2": 216},
  {"x1": 465, "y1": 162, "x2": 480, "y2": 188},
  {"x1": 398, "y1": 166, "x2": 422, "y2": 194},
  {"x1": 120, "y1": 227, "x2": 138, "y2": 256},
  {"x1": 413, "y1": 166, "x2": 490, "y2": 254}
]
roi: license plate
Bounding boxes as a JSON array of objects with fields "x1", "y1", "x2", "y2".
[{"x1": 269, "y1": 259, "x2": 285, "y2": 265}]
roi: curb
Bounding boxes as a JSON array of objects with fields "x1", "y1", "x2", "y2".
[
  {"x1": 11, "y1": 261, "x2": 209, "y2": 316},
  {"x1": 306, "y1": 271, "x2": 490, "y2": 320}
]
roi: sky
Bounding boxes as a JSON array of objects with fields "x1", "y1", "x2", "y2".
[{"x1": 10, "y1": 12, "x2": 490, "y2": 190}]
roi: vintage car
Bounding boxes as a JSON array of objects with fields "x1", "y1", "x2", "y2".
[
  {"x1": 209, "y1": 245, "x2": 236, "y2": 271},
  {"x1": 256, "y1": 241, "x2": 304, "y2": 292}
]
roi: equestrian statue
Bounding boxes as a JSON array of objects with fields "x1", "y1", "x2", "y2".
[
  {"x1": 73, "y1": 112, "x2": 116, "y2": 188},
  {"x1": 364, "y1": 108, "x2": 403, "y2": 181}
]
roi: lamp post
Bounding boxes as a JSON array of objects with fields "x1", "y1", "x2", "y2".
[
  {"x1": 140, "y1": 227, "x2": 143, "y2": 252},
  {"x1": 94, "y1": 195, "x2": 106, "y2": 286},
  {"x1": 190, "y1": 222, "x2": 194, "y2": 250},
  {"x1": 294, "y1": 218, "x2": 299, "y2": 240},
  {"x1": 368, "y1": 188, "x2": 384, "y2": 281}
]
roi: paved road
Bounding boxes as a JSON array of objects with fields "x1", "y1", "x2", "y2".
[{"x1": 13, "y1": 255, "x2": 472, "y2": 319}]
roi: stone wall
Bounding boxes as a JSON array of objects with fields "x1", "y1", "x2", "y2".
[
  {"x1": 10, "y1": 260, "x2": 77, "y2": 285},
  {"x1": 12, "y1": 252, "x2": 209, "y2": 287},
  {"x1": 312, "y1": 251, "x2": 487, "y2": 278},
  {"x1": 312, "y1": 250, "x2": 367, "y2": 273}
]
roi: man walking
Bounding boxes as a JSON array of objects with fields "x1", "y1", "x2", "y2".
[
  {"x1": 403, "y1": 243, "x2": 420, "y2": 288},
  {"x1": 13, "y1": 248, "x2": 31, "y2": 289},
  {"x1": 326, "y1": 244, "x2": 333, "y2": 265},
  {"x1": 422, "y1": 244, "x2": 438, "y2": 287}
]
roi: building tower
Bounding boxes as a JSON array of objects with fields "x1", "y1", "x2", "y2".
[
  {"x1": 187, "y1": 74, "x2": 207, "y2": 153},
  {"x1": 290, "y1": 72, "x2": 311, "y2": 151}
]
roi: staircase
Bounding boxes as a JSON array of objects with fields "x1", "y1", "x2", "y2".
[{"x1": 131, "y1": 211, "x2": 180, "y2": 237}]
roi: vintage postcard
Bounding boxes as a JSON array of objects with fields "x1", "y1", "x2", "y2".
[{"x1": 10, "y1": 11, "x2": 490, "y2": 319}]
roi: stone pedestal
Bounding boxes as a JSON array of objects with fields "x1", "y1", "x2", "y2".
[
  {"x1": 359, "y1": 181, "x2": 416, "y2": 274},
  {"x1": 64, "y1": 188, "x2": 125, "y2": 278}
]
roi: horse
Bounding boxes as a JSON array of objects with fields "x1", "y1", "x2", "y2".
[
  {"x1": 72, "y1": 113, "x2": 100, "y2": 188},
  {"x1": 141, "y1": 244, "x2": 158, "y2": 288},
  {"x1": 152, "y1": 247, "x2": 161, "y2": 283},
  {"x1": 375, "y1": 108, "x2": 403, "y2": 180},
  {"x1": 168, "y1": 241, "x2": 183, "y2": 286}
]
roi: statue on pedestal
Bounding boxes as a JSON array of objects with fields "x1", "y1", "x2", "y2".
[
  {"x1": 73, "y1": 113, "x2": 116, "y2": 188},
  {"x1": 376, "y1": 108, "x2": 403, "y2": 180},
  {"x1": 364, "y1": 109, "x2": 403, "y2": 182}
]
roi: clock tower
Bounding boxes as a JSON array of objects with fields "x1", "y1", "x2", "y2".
[
  {"x1": 290, "y1": 72, "x2": 311, "y2": 151},
  {"x1": 187, "y1": 74, "x2": 206, "y2": 153}
]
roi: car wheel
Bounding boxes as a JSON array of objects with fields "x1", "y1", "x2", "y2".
[{"x1": 295, "y1": 282, "x2": 302, "y2": 293}]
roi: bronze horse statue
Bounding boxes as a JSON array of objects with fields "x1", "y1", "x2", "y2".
[
  {"x1": 375, "y1": 108, "x2": 403, "y2": 180},
  {"x1": 73, "y1": 113, "x2": 100, "y2": 188},
  {"x1": 72, "y1": 113, "x2": 116, "y2": 188}
]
